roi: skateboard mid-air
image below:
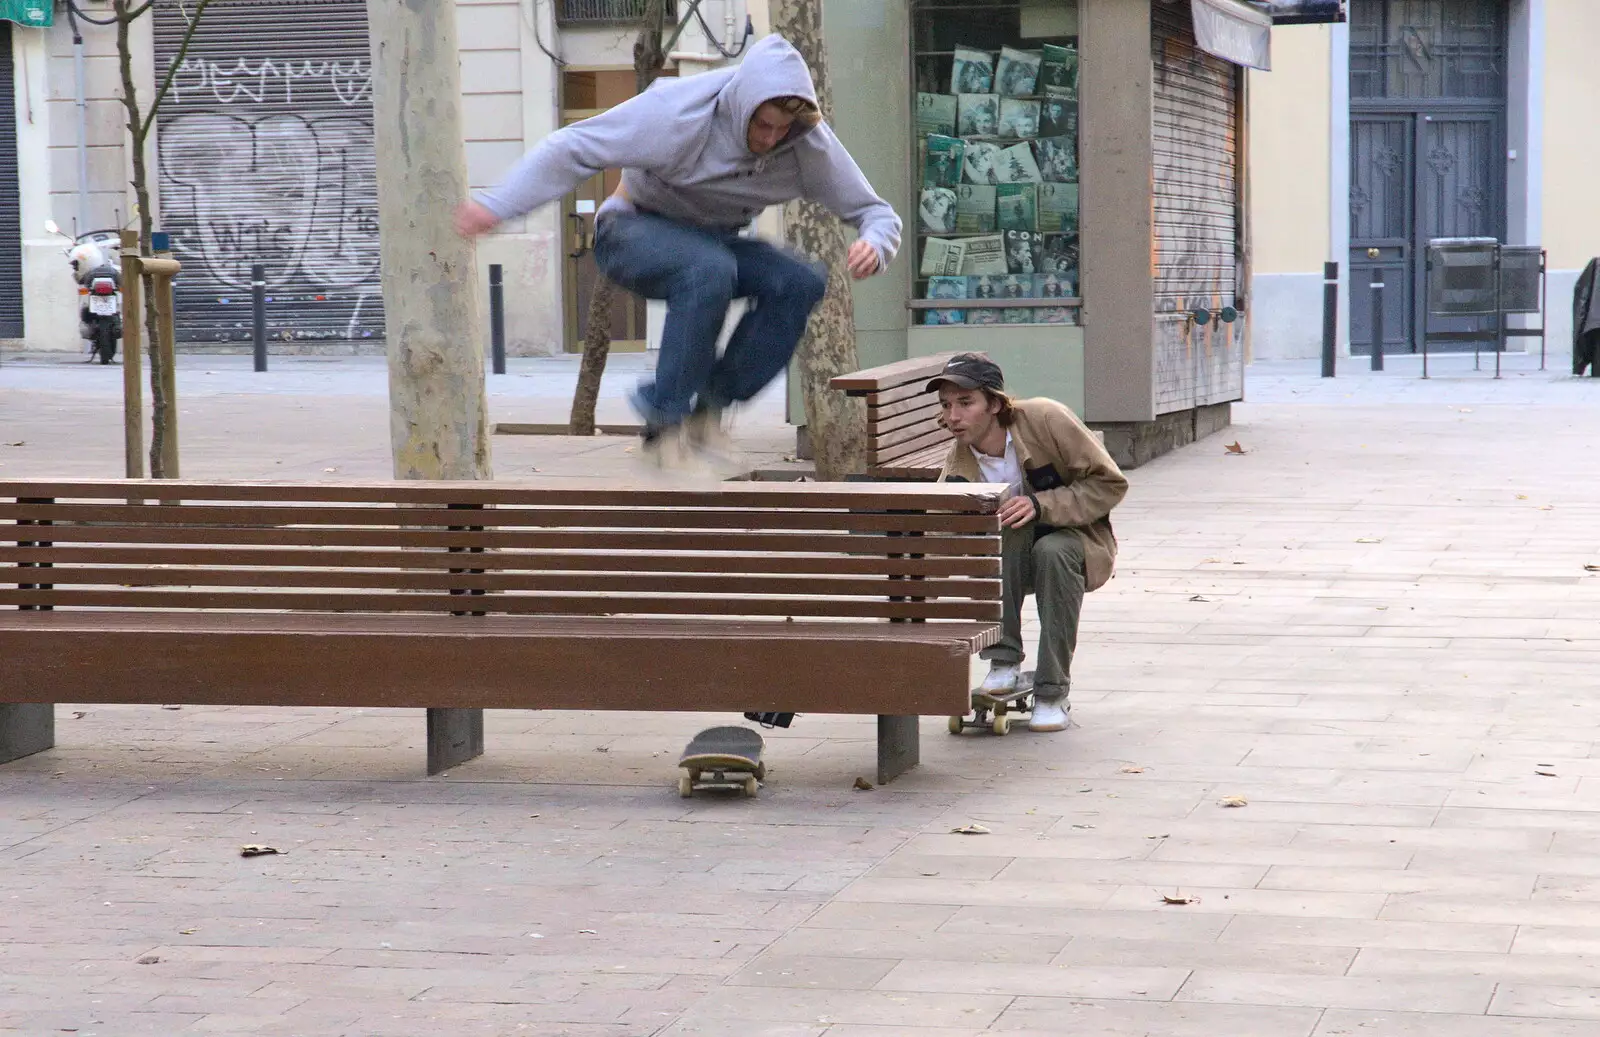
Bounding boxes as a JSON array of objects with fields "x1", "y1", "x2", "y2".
[{"x1": 678, "y1": 725, "x2": 766, "y2": 798}]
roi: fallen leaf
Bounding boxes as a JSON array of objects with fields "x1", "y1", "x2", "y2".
[
  {"x1": 240, "y1": 845, "x2": 281, "y2": 858},
  {"x1": 136, "y1": 954, "x2": 160, "y2": 965},
  {"x1": 323, "y1": 467, "x2": 338, "y2": 473},
  {"x1": 1202, "y1": 557, "x2": 1223, "y2": 564},
  {"x1": 1218, "y1": 796, "x2": 1249, "y2": 808},
  {"x1": 1516, "y1": 494, "x2": 1529, "y2": 500},
  {"x1": 1223, "y1": 441, "x2": 1246, "y2": 454},
  {"x1": 1120, "y1": 766, "x2": 1145, "y2": 774},
  {"x1": 71, "y1": 711, "x2": 87, "y2": 719},
  {"x1": 951, "y1": 823, "x2": 991, "y2": 835},
  {"x1": 1585, "y1": 565, "x2": 1600, "y2": 572},
  {"x1": 3, "y1": 441, "x2": 24, "y2": 447},
  {"x1": 179, "y1": 928, "x2": 197, "y2": 935},
  {"x1": 1535, "y1": 768, "x2": 1558, "y2": 777},
  {"x1": 919, "y1": 871, "x2": 940, "y2": 877},
  {"x1": 853, "y1": 777, "x2": 875, "y2": 791},
  {"x1": 578, "y1": 929, "x2": 597, "y2": 935},
  {"x1": 1161, "y1": 892, "x2": 1198, "y2": 905},
  {"x1": 1356, "y1": 537, "x2": 1382, "y2": 544},
  {"x1": 1188, "y1": 595, "x2": 1211, "y2": 602},
  {"x1": 1071, "y1": 823, "x2": 1096, "y2": 829},
  {"x1": 161, "y1": 705, "x2": 182, "y2": 711},
  {"x1": 593, "y1": 747, "x2": 610, "y2": 753},
  {"x1": 1539, "y1": 505, "x2": 1554, "y2": 511}
]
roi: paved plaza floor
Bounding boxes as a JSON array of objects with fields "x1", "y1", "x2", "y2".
[{"x1": 3, "y1": 348, "x2": 1600, "y2": 1035}]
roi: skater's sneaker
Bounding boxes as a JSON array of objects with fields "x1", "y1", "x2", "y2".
[
  {"x1": 686, "y1": 403, "x2": 746, "y2": 473},
  {"x1": 1028, "y1": 698, "x2": 1070, "y2": 732},
  {"x1": 640, "y1": 425, "x2": 716, "y2": 479},
  {"x1": 980, "y1": 662, "x2": 1021, "y2": 694}
]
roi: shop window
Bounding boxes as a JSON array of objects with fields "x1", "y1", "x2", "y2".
[{"x1": 912, "y1": 0, "x2": 1080, "y2": 327}]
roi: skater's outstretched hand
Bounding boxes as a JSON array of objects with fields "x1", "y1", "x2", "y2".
[
  {"x1": 454, "y1": 201, "x2": 501, "y2": 239},
  {"x1": 846, "y1": 240, "x2": 881, "y2": 280}
]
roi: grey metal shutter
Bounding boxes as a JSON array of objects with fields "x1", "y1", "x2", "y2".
[
  {"x1": 1152, "y1": 0, "x2": 1243, "y2": 413},
  {"x1": 0, "y1": 22, "x2": 24, "y2": 339},
  {"x1": 154, "y1": 0, "x2": 383, "y2": 343}
]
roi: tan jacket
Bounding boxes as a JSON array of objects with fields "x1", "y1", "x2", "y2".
[{"x1": 938, "y1": 398, "x2": 1128, "y2": 592}]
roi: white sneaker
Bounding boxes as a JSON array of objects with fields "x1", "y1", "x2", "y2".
[
  {"x1": 641, "y1": 425, "x2": 716, "y2": 478},
  {"x1": 686, "y1": 404, "x2": 746, "y2": 472},
  {"x1": 981, "y1": 663, "x2": 1021, "y2": 694},
  {"x1": 1028, "y1": 699, "x2": 1070, "y2": 732}
]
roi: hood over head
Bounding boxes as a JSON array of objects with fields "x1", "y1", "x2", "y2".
[{"x1": 719, "y1": 34, "x2": 820, "y2": 154}]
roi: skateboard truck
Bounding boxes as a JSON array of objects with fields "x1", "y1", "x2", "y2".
[
  {"x1": 743, "y1": 711, "x2": 795, "y2": 729},
  {"x1": 949, "y1": 670, "x2": 1036, "y2": 736}
]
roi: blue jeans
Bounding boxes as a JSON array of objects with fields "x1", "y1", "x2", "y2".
[{"x1": 593, "y1": 211, "x2": 828, "y2": 428}]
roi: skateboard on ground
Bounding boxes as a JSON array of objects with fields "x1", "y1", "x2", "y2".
[
  {"x1": 678, "y1": 725, "x2": 766, "y2": 798},
  {"x1": 949, "y1": 670, "x2": 1036, "y2": 736}
]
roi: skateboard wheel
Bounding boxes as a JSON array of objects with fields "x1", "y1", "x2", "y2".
[
  {"x1": 742, "y1": 776, "x2": 759, "y2": 798},
  {"x1": 755, "y1": 762, "x2": 767, "y2": 780},
  {"x1": 992, "y1": 714, "x2": 1011, "y2": 736},
  {"x1": 678, "y1": 775, "x2": 693, "y2": 798},
  {"x1": 948, "y1": 716, "x2": 965, "y2": 735}
]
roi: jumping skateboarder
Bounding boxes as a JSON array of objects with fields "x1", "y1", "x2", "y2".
[
  {"x1": 929, "y1": 354, "x2": 1128, "y2": 732},
  {"x1": 455, "y1": 34, "x2": 902, "y2": 471}
]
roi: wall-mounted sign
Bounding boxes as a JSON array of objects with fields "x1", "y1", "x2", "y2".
[
  {"x1": 1191, "y1": 0, "x2": 1272, "y2": 70},
  {"x1": 0, "y1": 0, "x2": 52, "y2": 27}
]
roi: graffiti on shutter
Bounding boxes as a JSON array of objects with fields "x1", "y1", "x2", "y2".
[
  {"x1": 1152, "y1": 1, "x2": 1244, "y2": 413},
  {"x1": 154, "y1": 0, "x2": 382, "y2": 344}
]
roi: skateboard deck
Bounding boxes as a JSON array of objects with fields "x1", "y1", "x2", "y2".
[
  {"x1": 950, "y1": 670, "x2": 1037, "y2": 736},
  {"x1": 678, "y1": 725, "x2": 766, "y2": 798}
]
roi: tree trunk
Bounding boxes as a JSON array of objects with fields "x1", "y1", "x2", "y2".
[
  {"x1": 770, "y1": 0, "x2": 867, "y2": 481},
  {"x1": 568, "y1": 0, "x2": 670, "y2": 435},
  {"x1": 367, "y1": 0, "x2": 491, "y2": 482}
]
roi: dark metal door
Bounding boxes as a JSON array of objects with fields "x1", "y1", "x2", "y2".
[
  {"x1": 0, "y1": 22, "x2": 23, "y2": 339},
  {"x1": 1349, "y1": 115, "x2": 1413, "y2": 353},
  {"x1": 1349, "y1": 0, "x2": 1506, "y2": 354}
]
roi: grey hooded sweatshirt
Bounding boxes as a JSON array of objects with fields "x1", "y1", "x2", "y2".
[{"x1": 474, "y1": 34, "x2": 901, "y2": 268}]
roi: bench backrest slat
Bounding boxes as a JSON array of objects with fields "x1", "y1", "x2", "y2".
[
  {"x1": 830, "y1": 355, "x2": 956, "y2": 479},
  {"x1": 1, "y1": 481, "x2": 1002, "y2": 623}
]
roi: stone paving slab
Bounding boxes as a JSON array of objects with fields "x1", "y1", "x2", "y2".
[{"x1": 5, "y1": 351, "x2": 1600, "y2": 1034}]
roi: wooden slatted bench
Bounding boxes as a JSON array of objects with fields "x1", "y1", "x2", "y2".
[
  {"x1": 0, "y1": 479, "x2": 1002, "y2": 784},
  {"x1": 830, "y1": 353, "x2": 959, "y2": 481}
]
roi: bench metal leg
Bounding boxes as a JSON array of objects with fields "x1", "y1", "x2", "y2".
[
  {"x1": 426, "y1": 708, "x2": 484, "y2": 775},
  {"x1": 877, "y1": 714, "x2": 920, "y2": 785},
  {"x1": 0, "y1": 703, "x2": 55, "y2": 765}
]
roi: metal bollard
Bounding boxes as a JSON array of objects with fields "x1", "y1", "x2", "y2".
[
  {"x1": 488, "y1": 263, "x2": 506, "y2": 376},
  {"x1": 1369, "y1": 268, "x2": 1384, "y2": 372},
  {"x1": 1321, "y1": 261, "x2": 1338, "y2": 378},
  {"x1": 252, "y1": 264, "x2": 267, "y2": 373}
]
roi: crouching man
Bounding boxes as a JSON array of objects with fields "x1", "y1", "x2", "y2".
[{"x1": 929, "y1": 354, "x2": 1129, "y2": 732}]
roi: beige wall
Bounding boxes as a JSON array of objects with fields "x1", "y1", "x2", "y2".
[
  {"x1": 1542, "y1": 0, "x2": 1600, "y2": 272},
  {"x1": 1247, "y1": 24, "x2": 1330, "y2": 277}
]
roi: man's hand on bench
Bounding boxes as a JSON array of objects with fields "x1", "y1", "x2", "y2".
[{"x1": 998, "y1": 495, "x2": 1038, "y2": 529}]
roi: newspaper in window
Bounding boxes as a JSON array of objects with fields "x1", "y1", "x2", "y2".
[
  {"x1": 920, "y1": 236, "x2": 968, "y2": 277},
  {"x1": 997, "y1": 184, "x2": 1037, "y2": 232},
  {"x1": 997, "y1": 142, "x2": 1043, "y2": 184},
  {"x1": 1040, "y1": 97, "x2": 1077, "y2": 138},
  {"x1": 1036, "y1": 271, "x2": 1073, "y2": 300},
  {"x1": 996, "y1": 46, "x2": 1041, "y2": 97},
  {"x1": 952, "y1": 47, "x2": 995, "y2": 93},
  {"x1": 1041, "y1": 232, "x2": 1080, "y2": 281},
  {"x1": 998, "y1": 98, "x2": 1041, "y2": 140},
  {"x1": 1038, "y1": 182, "x2": 1079, "y2": 233},
  {"x1": 923, "y1": 134, "x2": 966, "y2": 187},
  {"x1": 958, "y1": 93, "x2": 1000, "y2": 136},
  {"x1": 919, "y1": 188, "x2": 958, "y2": 234},
  {"x1": 925, "y1": 275, "x2": 968, "y2": 325},
  {"x1": 968, "y1": 274, "x2": 1004, "y2": 325},
  {"x1": 956, "y1": 183, "x2": 998, "y2": 233},
  {"x1": 961, "y1": 233, "x2": 1009, "y2": 276},
  {"x1": 1040, "y1": 43, "x2": 1078, "y2": 99},
  {"x1": 916, "y1": 92, "x2": 958, "y2": 137},
  {"x1": 1004, "y1": 229, "x2": 1043, "y2": 275},
  {"x1": 1033, "y1": 135, "x2": 1078, "y2": 183},
  {"x1": 962, "y1": 141, "x2": 1004, "y2": 185}
]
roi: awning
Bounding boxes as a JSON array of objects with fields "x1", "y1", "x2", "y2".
[
  {"x1": 0, "y1": 0, "x2": 52, "y2": 27},
  {"x1": 1191, "y1": 0, "x2": 1272, "y2": 71},
  {"x1": 1259, "y1": 0, "x2": 1347, "y2": 25}
]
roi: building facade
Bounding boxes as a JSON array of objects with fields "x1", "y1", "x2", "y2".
[{"x1": 1250, "y1": 0, "x2": 1599, "y2": 360}]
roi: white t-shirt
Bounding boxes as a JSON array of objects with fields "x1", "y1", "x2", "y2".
[{"x1": 970, "y1": 432, "x2": 1024, "y2": 499}]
